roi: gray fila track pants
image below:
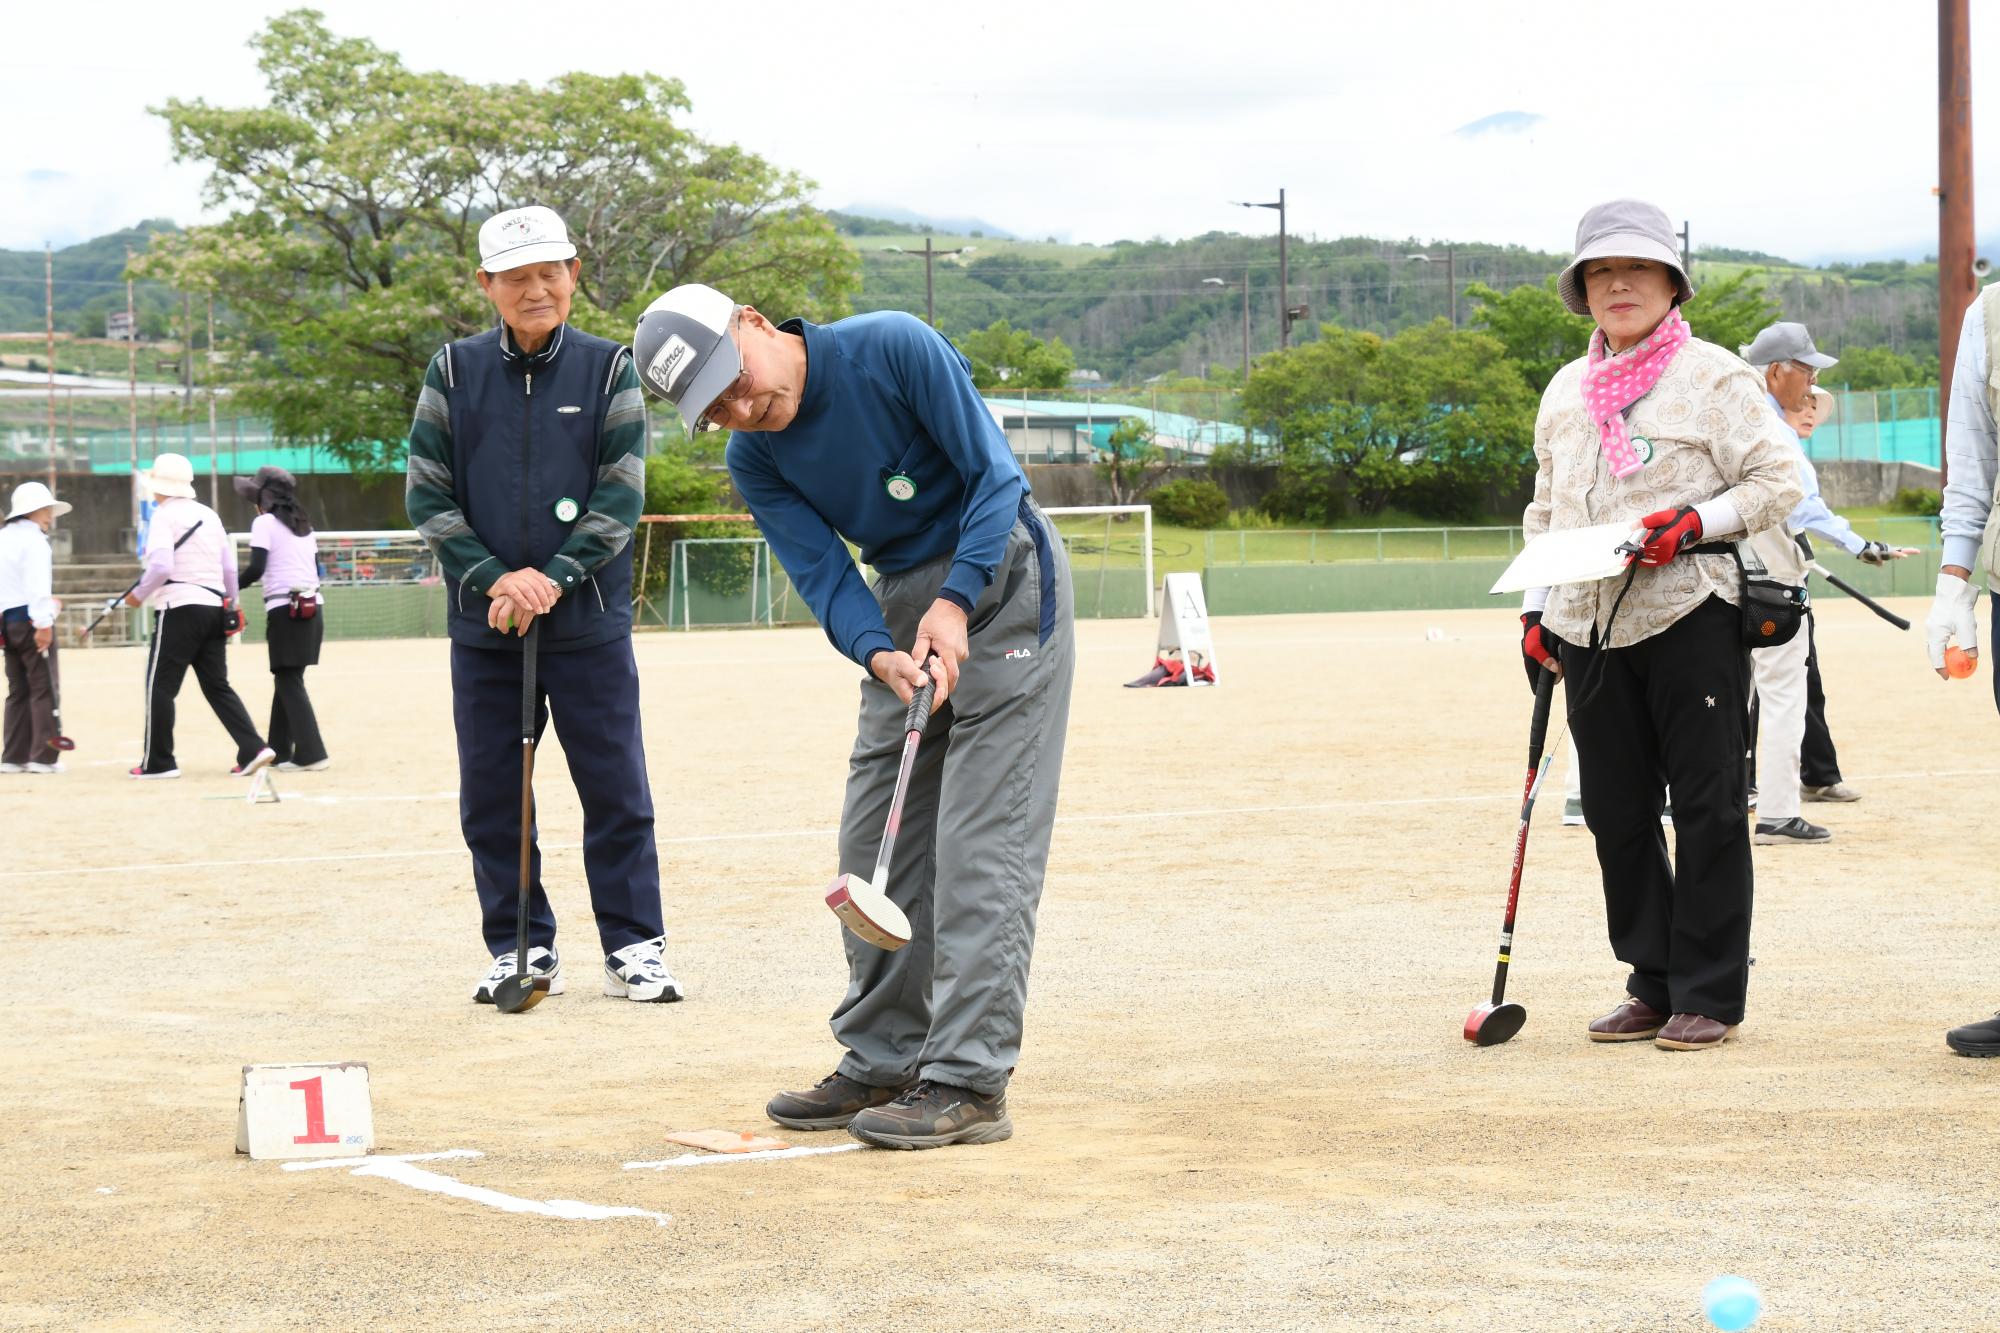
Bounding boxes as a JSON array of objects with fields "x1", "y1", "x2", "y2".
[{"x1": 831, "y1": 500, "x2": 1075, "y2": 1097}]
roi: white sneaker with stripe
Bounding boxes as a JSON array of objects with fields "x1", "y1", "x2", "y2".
[
  {"x1": 473, "y1": 946, "x2": 564, "y2": 1003},
  {"x1": 604, "y1": 935, "x2": 686, "y2": 1003}
]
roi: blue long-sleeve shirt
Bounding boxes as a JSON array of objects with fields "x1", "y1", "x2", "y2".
[
  {"x1": 725, "y1": 312, "x2": 1029, "y2": 667},
  {"x1": 1767, "y1": 394, "x2": 1865, "y2": 555}
]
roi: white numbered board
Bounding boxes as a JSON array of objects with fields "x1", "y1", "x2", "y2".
[
  {"x1": 1158, "y1": 572, "x2": 1218, "y2": 686},
  {"x1": 236, "y1": 1062, "x2": 374, "y2": 1161}
]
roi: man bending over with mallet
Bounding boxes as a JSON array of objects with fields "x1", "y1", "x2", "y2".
[{"x1": 635, "y1": 284, "x2": 1075, "y2": 1149}]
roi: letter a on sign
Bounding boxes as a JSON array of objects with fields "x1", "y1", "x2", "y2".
[
  {"x1": 236, "y1": 1062, "x2": 375, "y2": 1161},
  {"x1": 1157, "y1": 573, "x2": 1218, "y2": 686}
]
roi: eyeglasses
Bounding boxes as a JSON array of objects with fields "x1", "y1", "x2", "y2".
[{"x1": 695, "y1": 308, "x2": 752, "y2": 432}]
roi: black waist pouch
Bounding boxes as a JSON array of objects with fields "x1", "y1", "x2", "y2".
[{"x1": 1691, "y1": 542, "x2": 1808, "y2": 649}]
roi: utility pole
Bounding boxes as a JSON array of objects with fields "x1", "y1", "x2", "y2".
[
  {"x1": 1677, "y1": 221, "x2": 1693, "y2": 281},
  {"x1": 882, "y1": 236, "x2": 974, "y2": 327},
  {"x1": 126, "y1": 247, "x2": 139, "y2": 542},
  {"x1": 44, "y1": 243, "x2": 55, "y2": 491},
  {"x1": 1235, "y1": 190, "x2": 1303, "y2": 347},
  {"x1": 181, "y1": 290, "x2": 193, "y2": 408},
  {"x1": 1406, "y1": 248, "x2": 1459, "y2": 327},
  {"x1": 206, "y1": 290, "x2": 219, "y2": 507},
  {"x1": 1939, "y1": 0, "x2": 1976, "y2": 488}
]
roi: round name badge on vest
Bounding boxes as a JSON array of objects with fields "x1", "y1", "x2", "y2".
[
  {"x1": 884, "y1": 472, "x2": 917, "y2": 502},
  {"x1": 553, "y1": 497, "x2": 579, "y2": 522},
  {"x1": 1629, "y1": 436, "x2": 1655, "y2": 465}
]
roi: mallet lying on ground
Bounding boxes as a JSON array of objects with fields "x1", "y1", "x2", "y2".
[
  {"x1": 825, "y1": 666, "x2": 939, "y2": 952},
  {"x1": 1465, "y1": 667, "x2": 1559, "y2": 1047}
]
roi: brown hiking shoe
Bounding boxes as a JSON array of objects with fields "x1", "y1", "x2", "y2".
[
  {"x1": 847, "y1": 1079, "x2": 1013, "y2": 1150},
  {"x1": 1655, "y1": 1013, "x2": 1738, "y2": 1050},
  {"x1": 1588, "y1": 995, "x2": 1669, "y2": 1042},
  {"x1": 766, "y1": 1071, "x2": 911, "y2": 1131}
]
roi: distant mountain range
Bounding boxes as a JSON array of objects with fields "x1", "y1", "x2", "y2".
[{"x1": 837, "y1": 203, "x2": 1021, "y2": 240}]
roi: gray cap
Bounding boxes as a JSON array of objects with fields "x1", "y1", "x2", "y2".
[
  {"x1": 1739, "y1": 321, "x2": 1837, "y2": 369},
  {"x1": 1556, "y1": 199, "x2": 1695, "y2": 316},
  {"x1": 232, "y1": 465, "x2": 298, "y2": 503},
  {"x1": 633, "y1": 283, "x2": 743, "y2": 432}
]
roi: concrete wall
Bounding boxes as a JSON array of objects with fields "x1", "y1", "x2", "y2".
[{"x1": 1816, "y1": 460, "x2": 1942, "y2": 509}]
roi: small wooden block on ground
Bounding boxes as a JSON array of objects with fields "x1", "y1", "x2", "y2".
[{"x1": 662, "y1": 1129, "x2": 790, "y2": 1154}]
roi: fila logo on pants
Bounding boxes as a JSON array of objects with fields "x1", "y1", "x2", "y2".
[{"x1": 1004, "y1": 648, "x2": 1033, "y2": 660}]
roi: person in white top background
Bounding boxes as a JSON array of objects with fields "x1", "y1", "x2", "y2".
[
  {"x1": 234, "y1": 467, "x2": 329, "y2": 772},
  {"x1": 0, "y1": 481, "x2": 70, "y2": 774},
  {"x1": 124, "y1": 453, "x2": 274, "y2": 781}
]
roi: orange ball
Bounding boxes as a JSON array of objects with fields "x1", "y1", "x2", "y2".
[{"x1": 1945, "y1": 646, "x2": 1978, "y2": 679}]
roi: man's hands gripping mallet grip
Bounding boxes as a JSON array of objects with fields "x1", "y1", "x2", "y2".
[
  {"x1": 909, "y1": 597, "x2": 969, "y2": 704},
  {"x1": 1927, "y1": 568, "x2": 1981, "y2": 679}
]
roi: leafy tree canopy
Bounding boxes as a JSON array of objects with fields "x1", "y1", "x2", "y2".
[
  {"x1": 132, "y1": 9, "x2": 857, "y2": 470},
  {"x1": 952, "y1": 318, "x2": 1076, "y2": 390}
]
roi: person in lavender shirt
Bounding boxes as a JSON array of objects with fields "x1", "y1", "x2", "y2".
[{"x1": 234, "y1": 467, "x2": 328, "y2": 771}]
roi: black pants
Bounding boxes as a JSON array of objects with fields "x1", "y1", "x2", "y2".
[
  {"x1": 1799, "y1": 612, "x2": 1842, "y2": 788},
  {"x1": 1, "y1": 618, "x2": 59, "y2": 766},
  {"x1": 450, "y1": 636, "x2": 663, "y2": 958},
  {"x1": 265, "y1": 610, "x2": 326, "y2": 765},
  {"x1": 1559, "y1": 597, "x2": 1755, "y2": 1025},
  {"x1": 141, "y1": 605, "x2": 264, "y2": 773}
]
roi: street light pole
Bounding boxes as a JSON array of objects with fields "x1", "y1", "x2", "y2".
[
  {"x1": 1939, "y1": 0, "x2": 1976, "y2": 469},
  {"x1": 882, "y1": 237, "x2": 975, "y2": 327},
  {"x1": 1202, "y1": 274, "x2": 1252, "y2": 382},
  {"x1": 1406, "y1": 247, "x2": 1459, "y2": 327},
  {"x1": 1235, "y1": 189, "x2": 1301, "y2": 347}
]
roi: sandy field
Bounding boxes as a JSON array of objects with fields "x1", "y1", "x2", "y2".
[{"x1": 5, "y1": 600, "x2": 2000, "y2": 1330}]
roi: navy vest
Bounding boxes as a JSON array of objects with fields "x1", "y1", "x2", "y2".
[{"x1": 442, "y1": 324, "x2": 635, "y2": 652}]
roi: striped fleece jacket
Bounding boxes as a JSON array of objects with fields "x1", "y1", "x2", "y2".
[{"x1": 405, "y1": 323, "x2": 647, "y2": 652}]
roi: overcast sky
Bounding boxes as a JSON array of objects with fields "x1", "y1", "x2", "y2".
[{"x1": 7, "y1": 1, "x2": 2000, "y2": 263}]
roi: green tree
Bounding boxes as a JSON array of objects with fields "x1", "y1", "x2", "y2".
[
  {"x1": 1679, "y1": 269, "x2": 1782, "y2": 354},
  {"x1": 132, "y1": 10, "x2": 858, "y2": 472},
  {"x1": 1819, "y1": 345, "x2": 1939, "y2": 391},
  {"x1": 953, "y1": 319, "x2": 1076, "y2": 390},
  {"x1": 1095, "y1": 416, "x2": 1165, "y2": 507},
  {"x1": 1243, "y1": 321, "x2": 1536, "y2": 521},
  {"x1": 1464, "y1": 279, "x2": 1591, "y2": 393}
]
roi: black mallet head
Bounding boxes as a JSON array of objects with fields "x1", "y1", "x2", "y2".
[
  {"x1": 492, "y1": 972, "x2": 550, "y2": 1014},
  {"x1": 1464, "y1": 1000, "x2": 1526, "y2": 1047}
]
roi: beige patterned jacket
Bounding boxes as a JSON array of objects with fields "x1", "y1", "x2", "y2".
[{"x1": 1524, "y1": 338, "x2": 1804, "y2": 650}]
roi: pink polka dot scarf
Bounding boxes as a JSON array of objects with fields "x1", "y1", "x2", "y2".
[{"x1": 1580, "y1": 307, "x2": 1690, "y2": 478}]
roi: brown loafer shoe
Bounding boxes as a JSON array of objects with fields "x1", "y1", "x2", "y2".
[
  {"x1": 1655, "y1": 1013, "x2": 1738, "y2": 1050},
  {"x1": 1588, "y1": 995, "x2": 1669, "y2": 1042}
]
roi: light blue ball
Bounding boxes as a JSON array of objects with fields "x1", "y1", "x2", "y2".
[{"x1": 1703, "y1": 1275, "x2": 1763, "y2": 1331}]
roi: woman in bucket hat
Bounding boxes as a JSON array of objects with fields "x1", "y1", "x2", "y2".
[
  {"x1": 234, "y1": 466, "x2": 328, "y2": 771},
  {"x1": 1518, "y1": 200, "x2": 1802, "y2": 1050},
  {"x1": 0, "y1": 481, "x2": 71, "y2": 773},
  {"x1": 125, "y1": 452, "x2": 274, "y2": 780}
]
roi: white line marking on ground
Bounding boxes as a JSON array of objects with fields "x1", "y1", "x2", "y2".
[
  {"x1": 283, "y1": 1149, "x2": 484, "y2": 1171},
  {"x1": 286, "y1": 1151, "x2": 669, "y2": 1225},
  {"x1": 14, "y1": 767, "x2": 2000, "y2": 881},
  {"x1": 624, "y1": 1144, "x2": 865, "y2": 1170}
]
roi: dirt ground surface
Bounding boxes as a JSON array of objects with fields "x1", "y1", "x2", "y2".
[{"x1": 6, "y1": 601, "x2": 2000, "y2": 1330}]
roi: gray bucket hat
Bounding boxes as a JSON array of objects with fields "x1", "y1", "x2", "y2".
[
  {"x1": 632, "y1": 283, "x2": 745, "y2": 433},
  {"x1": 1556, "y1": 199, "x2": 1695, "y2": 316},
  {"x1": 1739, "y1": 321, "x2": 1837, "y2": 369},
  {"x1": 232, "y1": 465, "x2": 298, "y2": 504}
]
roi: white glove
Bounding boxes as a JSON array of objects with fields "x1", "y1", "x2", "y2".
[{"x1": 1926, "y1": 570, "x2": 1980, "y2": 671}]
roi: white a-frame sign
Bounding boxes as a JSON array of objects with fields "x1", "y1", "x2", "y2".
[{"x1": 1159, "y1": 572, "x2": 1217, "y2": 686}]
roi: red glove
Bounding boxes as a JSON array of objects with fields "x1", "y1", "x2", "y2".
[
  {"x1": 1521, "y1": 612, "x2": 1559, "y2": 691},
  {"x1": 1632, "y1": 506, "x2": 1703, "y2": 566}
]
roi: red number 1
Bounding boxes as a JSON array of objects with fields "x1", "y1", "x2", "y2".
[{"x1": 290, "y1": 1076, "x2": 339, "y2": 1144}]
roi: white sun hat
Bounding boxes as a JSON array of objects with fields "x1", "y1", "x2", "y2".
[{"x1": 6, "y1": 481, "x2": 70, "y2": 521}]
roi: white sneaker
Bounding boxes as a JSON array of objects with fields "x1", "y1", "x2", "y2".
[
  {"x1": 128, "y1": 765, "x2": 181, "y2": 780},
  {"x1": 1561, "y1": 797, "x2": 1585, "y2": 827},
  {"x1": 276, "y1": 758, "x2": 331, "y2": 772},
  {"x1": 232, "y1": 746, "x2": 278, "y2": 776},
  {"x1": 0, "y1": 762, "x2": 24, "y2": 774},
  {"x1": 604, "y1": 935, "x2": 686, "y2": 1003},
  {"x1": 473, "y1": 946, "x2": 565, "y2": 1004},
  {"x1": 25, "y1": 761, "x2": 62, "y2": 774}
]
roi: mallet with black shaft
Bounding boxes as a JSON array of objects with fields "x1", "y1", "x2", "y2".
[
  {"x1": 1809, "y1": 561, "x2": 1911, "y2": 631},
  {"x1": 1465, "y1": 666, "x2": 1559, "y2": 1046},
  {"x1": 493, "y1": 620, "x2": 551, "y2": 1014},
  {"x1": 825, "y1": 664, "x2": 938, "y2": 951}
]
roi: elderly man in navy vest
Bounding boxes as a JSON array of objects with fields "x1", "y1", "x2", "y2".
[{"x1": 406, "y1": 205, "x2": 683, "y2": 1006}]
